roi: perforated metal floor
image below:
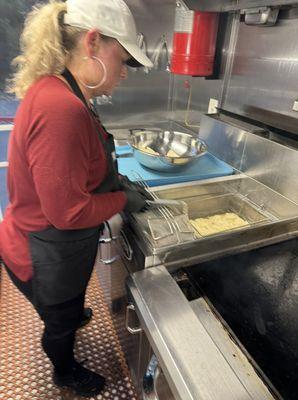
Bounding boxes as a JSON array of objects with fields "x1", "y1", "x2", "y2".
[{"x1": 0, "y1": 267, "x2": 138, "y2": 400}]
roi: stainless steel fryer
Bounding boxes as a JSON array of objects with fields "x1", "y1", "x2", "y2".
[{"x1": 128, "y1": 174, "x2": 298, "y2": 269}]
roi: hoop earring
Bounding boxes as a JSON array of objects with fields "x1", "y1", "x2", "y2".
[{"x1": 79, "y1": 56, "x2": 107, "y2": 89}]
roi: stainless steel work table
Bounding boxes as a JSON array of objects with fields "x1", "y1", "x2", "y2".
[{"x1": 127, "y1": 265, "x2": 275, "y2": 400}]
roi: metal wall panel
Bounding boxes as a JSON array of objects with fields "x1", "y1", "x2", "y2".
[
  {"x1": 243, "y1": 133, "x2": 298, "y2": 203},
  {"x1": 200, "y1": 115, "x2": 298, "y2": 203},
  {"x1": 223, "y1": 15, "x2": 298, "y2": 132},
  {"x1": 171, "y1": 76, "x2": 223, "y2": 132},
  {"x1": 98, "y1": 0, "x2": 176, "y2": 129},
  {"x1": 199, "y1": 115, "x2": 247, "y2": 170}
]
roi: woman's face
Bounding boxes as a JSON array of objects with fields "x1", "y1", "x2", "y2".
[
  {"x1": 94, "y1": 38, "x2": 130, "y2": 96},
  {"x1": 74, "y1": 31, "x2": 132, "y2": 99}
]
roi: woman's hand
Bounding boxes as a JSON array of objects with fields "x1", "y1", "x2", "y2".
[{"x1": 123, "y1": 189, "x2": 149, "y2": 213}]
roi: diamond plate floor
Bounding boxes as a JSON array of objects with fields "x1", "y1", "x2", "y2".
[{"x1": 0, "y1": 266, "x2": 138, "y2": 400}]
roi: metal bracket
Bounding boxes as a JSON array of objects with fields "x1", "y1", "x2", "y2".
[{"x1": 242, "y1": 6, "x2": 280, "y2": 26}]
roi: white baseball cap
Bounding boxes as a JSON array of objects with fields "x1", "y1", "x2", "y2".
[{"x1": 64, "y1": 0, "x2": 153, "y2": 68}]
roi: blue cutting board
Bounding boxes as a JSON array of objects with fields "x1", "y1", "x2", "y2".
[{"x1": 116, "y1": 145, "x2": 234, "y2": 187}]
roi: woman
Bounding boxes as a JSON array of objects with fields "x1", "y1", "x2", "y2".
[{"x1": 0, "y1": 0, "x2": 153, "y2": 397}]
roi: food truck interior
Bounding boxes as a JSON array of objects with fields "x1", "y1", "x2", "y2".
[{"x1": 0, "y1": 0, "x2": 297, "y2": 399}]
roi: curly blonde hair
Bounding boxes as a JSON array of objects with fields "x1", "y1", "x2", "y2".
[{"x1": 7, "y1": 1, "x2": 85, "y2": 99}]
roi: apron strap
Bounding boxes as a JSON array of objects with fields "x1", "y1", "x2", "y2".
[
  {"x1": 61, "y1": 68, "x2": 108, "y2": 153},
  {"x1": 61, "y1": 68, "x2": 120, "y2": 193},
  {"x1": 62, "y1": 68, "x2": 102, "y2": 120},
  {"x1": 62, "y1": 68, "x2": 89, "y2": 109}
]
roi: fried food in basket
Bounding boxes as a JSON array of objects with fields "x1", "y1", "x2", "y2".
[{"x1": 190, "y1": 212, "x2": 249, "y2": 237}]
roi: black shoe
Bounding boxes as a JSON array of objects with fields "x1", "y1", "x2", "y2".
[
  {"x1": 53, "y1": 361, "x2": 105, "y2": 397},
  {"x1": 79, "y1": 308, "x2": 93, "y2": 328}
]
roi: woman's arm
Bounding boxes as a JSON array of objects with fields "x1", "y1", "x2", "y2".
[{"x1": 27, "y1": 99, "x2": 126, "y2": 229}]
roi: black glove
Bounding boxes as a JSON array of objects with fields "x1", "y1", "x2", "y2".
[
  {"x1": 120, "y1": 175, "x2": 153, "y2": 200},
  {"x1": 124, "y1": 189, "x2": 149, "y2": 213}
]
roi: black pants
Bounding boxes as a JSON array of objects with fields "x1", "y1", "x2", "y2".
[{"x1": 3, "y1": 264, "x2": 85, "y2": 375}]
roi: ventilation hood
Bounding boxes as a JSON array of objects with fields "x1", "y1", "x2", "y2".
[{"x1": 182, "y1": 0, "x2": 298, "y2": 12}]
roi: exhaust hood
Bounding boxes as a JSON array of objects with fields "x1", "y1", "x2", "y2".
[{"x1": 182, "y1": 0, "x2": 298, "y2": 12}]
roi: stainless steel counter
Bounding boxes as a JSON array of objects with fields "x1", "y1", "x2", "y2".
[{"x1": 127, "y1": 265, "x2": 276, "y2": 400}]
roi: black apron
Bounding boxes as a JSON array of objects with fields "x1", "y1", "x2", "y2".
[{"x1": 28, "y1": 68, "x2": 120, "y2": 306}]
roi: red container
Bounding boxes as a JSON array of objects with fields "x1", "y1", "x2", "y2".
[{"x1": 170, "y1": 10, "x2": 219, "y2": 76}]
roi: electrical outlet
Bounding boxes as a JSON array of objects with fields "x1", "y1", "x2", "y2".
[
  {"x1": 208, "y1": 98, "x2": 219, "y2": 114},
  {"x1": 293, "y1": 100, "x2": 298, "y2": 112}
]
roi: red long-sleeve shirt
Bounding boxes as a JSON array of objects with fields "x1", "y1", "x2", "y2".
[{"x1": 0, "y1": 76, "x2": 127, "y2": 281}]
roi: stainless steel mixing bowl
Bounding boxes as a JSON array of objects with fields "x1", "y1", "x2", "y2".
[{"x1": 130, "y1": 130, "x2": 207, "y2": 172}]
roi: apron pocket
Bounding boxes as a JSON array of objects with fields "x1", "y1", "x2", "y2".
[{"x1": 29, "y1": 231, "x2": 100, "y2": 306}]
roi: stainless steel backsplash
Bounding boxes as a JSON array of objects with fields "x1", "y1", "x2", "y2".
[
  {"x1": 223, "y1": 10, "x2": 298, "y2": 134},
  {"x1": 99, "y1": 1, "x2": 298, "y2": 137},
  {"x1": 98, "y1": 0, "x2": 176, "y2": 129}
]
